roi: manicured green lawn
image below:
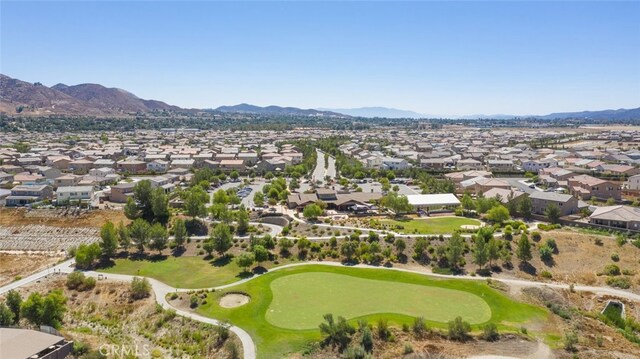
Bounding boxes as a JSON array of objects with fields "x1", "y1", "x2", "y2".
[
  {"x1": 381, "y1": 216, "x2": 481, "y2": 234},
  {"x1": 196, "y1": 265, "x2": 547, "y2": 359},
  {"x1": 267, "y1": 272, "x2": 491, "y2": 329},
  {"x1": 98, "y1": 256, "x2": 243, "y2": 289}
]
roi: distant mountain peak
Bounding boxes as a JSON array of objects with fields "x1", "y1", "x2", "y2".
[
  {"x1": 215, "y1": 104, "x2": 348, "y2": 117},
  {"x1": 317, "y1": 107, "x2": 429, "y2": 119}
]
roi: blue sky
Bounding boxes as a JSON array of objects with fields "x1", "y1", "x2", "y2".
[{"x1": 2, "y1": 1, "x2": 639, "y2": 116}]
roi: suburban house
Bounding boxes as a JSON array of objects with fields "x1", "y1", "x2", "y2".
[
  {"x1": 567, "y1": 174, "x2": 621, "y2": 201},
  {"x1": 147, "y1": 160, "x2": 170, "y2": 173},
  {"x1": 68, "y1": 159, "x2": 95, "y2": 174},
  {"x1": 382, "y1": 157, "x2": 410, "y2": 170},
  {"x1": 482, "y1": 188, "x2": 527, "y2": 204},
  {"x1": 521, "y1": 158, "x2": 558, "y2": 172},
  {"x1": 456, "y1": 158, "x2": 483, "y2": 171},
  {"x1": 627, "y1": 174, "x2": 640, "y2": 190},
  {"x1": 109, "y1": 182, "x2": 136, "y2": 203},
  {"x1": 0, "y1": 328, "x2": 73, "y2": 359},
  {"x1": 589, "y1": 205, "x2": 640, "y2": 230},
  {"x1": 56, "y1": 186, "x2": 95, "y2": 205},
  {"x1": 54, "y1": 174, "x2": 82, "y2": 188},
  {"x1": 219, "y1": 159, "x2": 246, "y2": 172},
  {"x1": 486, "y1": 159, "x2": 516, "y2": 172},
  {"x1": 117, "y1": 160, "x2": 147, "y2": 174},
  {"x1": 5, "y1": 184, "x2": 54, "y2": 206},
  {"x1": 529, "y1": 191, "x2": 579, "y2": 216}
]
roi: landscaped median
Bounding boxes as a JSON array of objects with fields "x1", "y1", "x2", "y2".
[{"x1": 192, "y1": 264, "x2": 548, "y2": 359}]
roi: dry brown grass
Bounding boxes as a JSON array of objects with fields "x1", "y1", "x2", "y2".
[
  {"x1": 511, "y1": 229, "x2": 640, "y2": 289},
  {"x1": 0, "y1": 208, "x2": 129, "y2": 228},
  {"x1": 0, "y1": 252, "x2": 64, "y2": 286}
]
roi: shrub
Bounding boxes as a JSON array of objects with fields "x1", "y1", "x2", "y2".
[
  {"x1": 540, "y1": 270, "x2": 553, "y2": 279},
  {"x1": 403, "y1": 343, "x2": 414, "y2": 354},
  {"x1": 594, "y1": 238, "x2": 603, "y2": 246},
  {"x1": 190, "y1": 295, "x2": 199, "y2": 308},
  {"x1": 66, "y1": 272, "x2": 96, "y2": 291},
  {"x1": 376, "y1": 319, "x2": 391, "y2": 341},
  {"x1": 606, "y1": 277, "x2": 631, "y2": 289},
  {"x1": 448, "y1": 316, "x2": 471, "y2": 341},
  {"x1": 563, "y1": 330, "x2": 578, "y2": 352},
  {"x1": 611, "y1": 253, "x2": 620, "y2": 262},
  {"x1": 603, "y1": 264, "x2": 621, "y2": 276},
  {"x1": 130, "y1": 277, "x2": 151, "y2": 300},
  {"x1": 480, "y1": 323, "x2": 499, "y2": 341},
  {"x1": 531, "y1": 231, "x2": 542, "y2": 242},
  {"x1": 412, "y1": 316, "x2": 429, "y2": 338}
]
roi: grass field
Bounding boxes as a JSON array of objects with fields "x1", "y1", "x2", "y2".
[
  {"x1": 266, "y1": 272, "x2": 491, "y2": 329},
  {"x1": 196, "y1": 265, "x2": 547, "y2": 359},
  {"x1": 380, "y1": 216, "x2": 481, "y2": 234},
  {"x1": 98, "y1": 256, "x2": 244, "y2": 288}
]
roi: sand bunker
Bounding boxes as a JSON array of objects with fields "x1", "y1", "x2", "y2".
[{"x1": 219, "y1": 293, "x2": 250, "y2": 308}]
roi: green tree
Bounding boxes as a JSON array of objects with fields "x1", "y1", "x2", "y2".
[
  {"x1": 380, "y1": 192, "x2": 413, "y2": 216},
  {"x1": 129, "y1": 218, "x2": 151, "y2": 253},
  {"x1": 461, "y1": 193, "x2": 475, "y2": 212},
  {"x1": 211, "y1": 222, "x2": 233, "y2": 257},
  {"x1": 123, "y1": 197, "x2": 140, "y2": 220},
  {"x1": 289, "y1": 178, "x2": 299, "y2": 191},
  {"x1": 253, "y1": 190, "x2": 264, "y2": 207},
  {"x1": 5, "y1": 290, "x2": 22, "y2": 324},
  {"x1": 486, "y1": 205, "x2": 510, "y2": 224},
  {"x1": 133, "y1": 180, "x2": 154, "y2": 221},
  {"x1": 413, "y1": 238, "x2": 428, "y2": 262},
  {"x1": 0, "y1": 303, "x2": 14, "y2": 326},
  {"x1": 447, "y1": 233, "x2": 465, "y2": 269},
  {"x1": 213, "y1": 189, "x2": 229, "y2": 205},
  {"x1": 117, "y1": 221, "x2": 131, "y2": 250},
  {"x1": 75, "y1": 243, "x2": 102, "y2": 269},
  {"x1": 230, "y1": 170, "x2": 240, "y2": 180},
  {"x1": 41, "y1": 290, "x2": 67, "y2": 329},
  {"x1": 303, "y1": 203, "x2": 324, "y2": 220},
  {"x1": 99, "y1": 221, "x2": 118, "y2": 258},
  {"x1": 236, "y1": 253, "x2": 255, "y2": 272},
  {"x1": 151, "y1": 187, "x2": 170, "y2": 224},
  {"x1": 545, "y1": 203, "x2": 561, "y2": 224},
  {"x1": 341, "y1": 241, "x2": 358, "y2": 261},
  {"x1": 472, "y1": 236, "x2": 489, "y2": 270},
  {"x1": 278, "y1": 237, "x2": 294, "y2": 256},
  {"x1": 210, "y1": 203, "x2": 233, "y2": 223},
  {"x1": 252, "y1": 245, "x2": 269, "y2": 265},
  {"x1": 202, "y1": 241, "x2": 215, "y2": 256},
  {"x1": 236, "y1": 207, "x2": 250, "y2": 234},
  {"x1": 21, "y1": 292, "x2": 44, "y2": 325},
  {"x1": 487, "y1": 238, "x2": 500, "y2": 268},
  {"x1": 519, "y1": 196, "x2": 532, "y2": 220},
  {"x1": 184, "y1": 186, "x2": 208, "y2": 218},
  {"x1": 148, "y1": 223, "x2": 168, "y2": 254},
  {"x1": 173, "y1": 218, "x2": 188, "y2": 247},
  {"x1": 516, "y1": 234, "x2": 533, "y2": 263}
]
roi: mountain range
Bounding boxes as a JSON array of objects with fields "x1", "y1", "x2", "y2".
[
  {"x1": 0, "y1": 74, "x2": 183, "y2": 116},
  {"x1": 214, "y1": 103, "x2": 346, "y2": 117},
  {"x1": 1, "y1": 74, "x2": 638, "y2": 120}
]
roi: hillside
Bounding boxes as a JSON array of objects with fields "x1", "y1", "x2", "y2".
[
  {"x1": 0, "y1": 74, "x2": 184, "y2": 116},
  {"x1": 318, "y1": 106, "x2": 428, "y2": 119}
]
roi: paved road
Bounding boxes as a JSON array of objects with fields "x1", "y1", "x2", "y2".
[
  {"x1": 326, "y1": 154, "x2": 336, "y2": 178},
  {"x1": 311, "y1": 149, "x2": 326, "y2": 184}
]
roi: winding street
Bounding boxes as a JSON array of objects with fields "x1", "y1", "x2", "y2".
[{"x1": 2, "y1": 255, "x2": 640, "y2": 359}]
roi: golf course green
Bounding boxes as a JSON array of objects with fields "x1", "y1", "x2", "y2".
[
  {"x1": 195, "y1": 265, "x2": 548, "y2": 358},
  {"x1": 266, "y1": 272, "x2": 491, "y2": 330}
]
